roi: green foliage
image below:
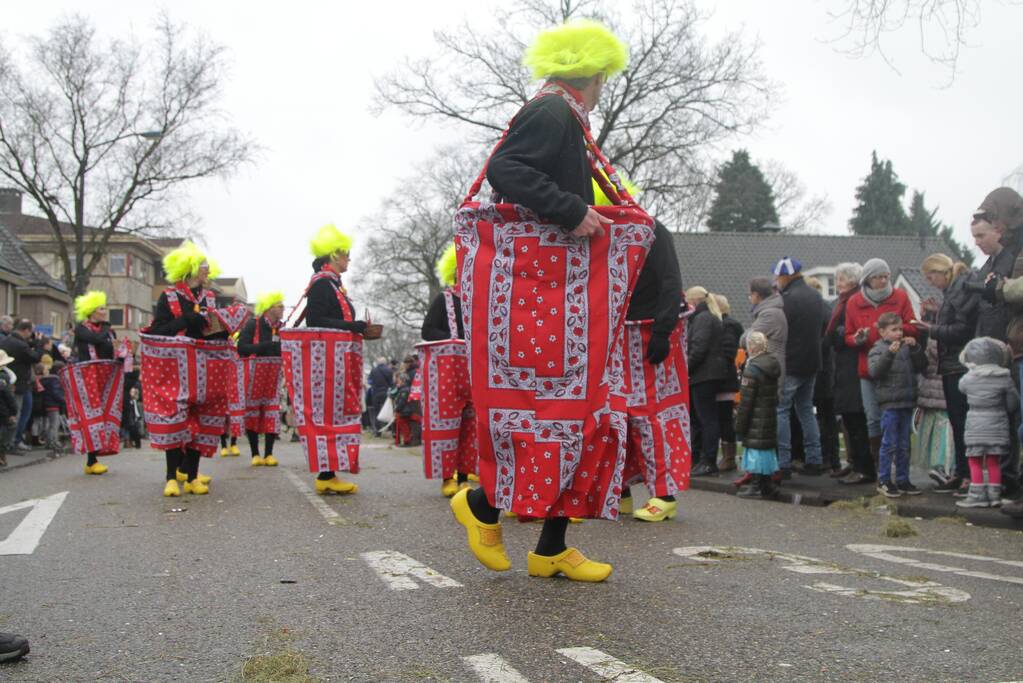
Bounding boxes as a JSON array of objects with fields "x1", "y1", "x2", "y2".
[
  {"x1": 706, "y1": 150, "x2": 780, "y2": 232},
  {"x1": 908, "y1": 190, "x2": 975, "y2": 266},
  {"x1": 849, "y1": 151, "x2": 910, "y2": 235}
]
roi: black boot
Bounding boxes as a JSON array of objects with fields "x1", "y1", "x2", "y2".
[
  {"x1": 691, "y1": 458, "x2": 719, "y2": 477},
  {"x1": 759, "y1": 474, "x2": 779, "y2": 499},
  {"x1": 736, "y1": 475, "x2": 762, "y2": 498}
]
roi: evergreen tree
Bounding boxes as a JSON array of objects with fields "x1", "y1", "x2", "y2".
[
  {"x1": 848, "y1": 151, "x2": 910, "y2": 236},
  {"x1": 706, "y1": 150, "x2": 780, "y2": 232},
  {"x1": 908, "y1": 190, "x2": 975, "y2": 266}
]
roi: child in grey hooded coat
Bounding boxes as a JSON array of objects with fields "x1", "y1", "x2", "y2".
[{"x1": 956, "y1": 337, "x2": 1019, "y2": 507}]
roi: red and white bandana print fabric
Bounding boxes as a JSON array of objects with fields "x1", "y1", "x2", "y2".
[
  {"x1": 280, "y1": 328, "x2": 363, "y2": 473},
  {"x1": 227, "y1": 354, "x2": 245, "y2": 437},
  {"x1": 140, "y1": 334, "x2": 237, "y2": 457},
  {"x1": 456, "y1": 208, "x2": 653, "y2": 519},
  {"x1": 615, "y1": 320, "x2": 692, "y2": 497},
  {"x1": 59, "y1": 360, "x2": 124, "y2": 456},
  {"x1": 417, "y1": 339, "x2": 478, "y2": 480},
  {"x1": 243, "y1": 357, "x2": 283, "y2": 434}
]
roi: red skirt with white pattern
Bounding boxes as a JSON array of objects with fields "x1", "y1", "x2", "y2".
[
  {"x1": 59, "y1": 360, "x2": 124, "y2": 456},
  {"x1": 281, "y1": 328, "x2": 362, "y2": 473},
  {"x1": 455, "y1": 207, "x2": 653, "y2": 519},
  {"x1": 616, "y1": 320, "x2": 692, "y2": 497},
  {"x1": 243, "y1": 356, "x2": 282, "y2": 434},
  {"x1": 140, "y1": 335, "x2": 236, "y2": 457},
  {"x1": 416, "y1": 339, "x2": 478, "y2": 480},
  {"x1": 227, "y1": 354, "x2": 245, "y2": 437}
]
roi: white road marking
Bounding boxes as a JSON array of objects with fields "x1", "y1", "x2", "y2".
[
  {"x1": 0, "y1": 491, "x2": 69, "y2": 556},
  {"x1": 673, "y1": 546, "x2": 971, "y2": 604},
  {"x1": 282, "y1": 469, "x2": 346, "y2": 525},
  {"x1": 848, "y1": 544, "x2": 1023, "y2": 586},
  {"x1": 361, "y1": 550, "x2": 463, "y2": 591},
  {"x1": 462, "y1": 653, "x2": 530, "y2": 683},
  {"x1": 556, "y1": 647, "x2": 666, "y2": 683}
]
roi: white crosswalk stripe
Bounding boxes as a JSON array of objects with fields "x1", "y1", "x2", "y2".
[
  {"x1": 361, "y1": 550, "x2": 463, "y2": 590},
  {"x1": 462, "y1": 653, "x2": 530, "y2": 683},
  {"x1": 556, "y1": 647, "x2": 667, "y2": 683},
  {"x1": 0, "y1": 491, "x2": 68, "y2": 556}
]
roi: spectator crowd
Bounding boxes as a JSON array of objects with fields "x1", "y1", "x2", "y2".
[{"x1": 682, "y1": 186, "x2": 1023, "y2": 520}]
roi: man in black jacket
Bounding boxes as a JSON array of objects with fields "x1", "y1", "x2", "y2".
[
  {"x1": 0, "y1": 320, "x2": 48, "y2": 451},
  {"x1": 367, "y1": 358, "x2": 393, "y2": 438},
  {"x1": 773, "y1": 257, "x2": 826, "y2": 476}
]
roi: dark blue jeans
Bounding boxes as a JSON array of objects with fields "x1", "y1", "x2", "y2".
[
  {"x1": 13, "y1": 391, "x2": 32, "y2": 446},
  {"x1": 879, "y1": 408, "x2": 912, "y2": 485}
]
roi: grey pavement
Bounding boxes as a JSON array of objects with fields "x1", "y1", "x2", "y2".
[{"x1": 0, "y1": 437, "x2": 1021, "y2": 682}]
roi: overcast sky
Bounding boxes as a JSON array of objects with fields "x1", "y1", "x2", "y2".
[{"x1": 5, "y1": 1, "x2": 1021, "y2": 309}]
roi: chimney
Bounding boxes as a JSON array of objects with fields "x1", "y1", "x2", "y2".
[{"x1": 0, "y1": 187, "x2": 22, "y2": 215}]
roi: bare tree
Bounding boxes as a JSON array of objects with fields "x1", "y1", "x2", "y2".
[
  {"x1": 0, "y1": 13, "x2": 255, "y2": 296},
  {"x1": 374, "y1": 0, "x2": 775, "y2": 230},
  {"x1": 350, "y1": 147, "x2": 484, "y2": 332},
  {"x1": 763, "y1": 160, "x2": 833, "y2": 233},
  {"x1": 825, "y1": 0, "x2": 1000, "y2": 77}
]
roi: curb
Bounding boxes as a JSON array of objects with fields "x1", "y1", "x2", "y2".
[
  {"x1": 688, "y1": 475, "x2": 1023, "y2": 531},
  {"x1": 0, "y1": 449, "x2": 71, "y2": 473}
]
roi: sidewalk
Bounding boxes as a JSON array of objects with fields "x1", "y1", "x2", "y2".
[
  {"x1": 0, "y1": 447, "x2": 68, "y2": 472},
  {"x1": 689, "y1": 467, "x2": 1023, "y2": 531}
]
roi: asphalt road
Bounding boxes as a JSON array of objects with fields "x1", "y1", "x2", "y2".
[{"x1": 1, "y1": 437, "x2": 1021, "y2": 682}]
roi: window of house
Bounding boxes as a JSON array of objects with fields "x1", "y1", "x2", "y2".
[
  {"x1": 108, "y1": 308, "x2": 125, "y2": 327},
  {"x1": 132, "y1": 258, "x2": 150, "y2": 283},
  {"x1": 50, "y1": 311, "x2": 61, "y2": 334},
  {"x1": 109, "y1": 253, "x2": 127, "y2": 276}
]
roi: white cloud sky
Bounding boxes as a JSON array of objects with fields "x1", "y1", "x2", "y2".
[{"x1": 5, "y1": 0, "x2": 1020, "y2": 309}]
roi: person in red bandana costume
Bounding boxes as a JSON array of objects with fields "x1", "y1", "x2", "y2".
[
  {"x1": 144, "y1": 241, "x2": 247, "y2": 498},
  {"x1": 419, "y1": 243, "x2": 478, "y2": 498},
  {"x1": 281, "y1": 225, "x2": 369, "y2": 496},
  {"x1": 62, "y1": 290, "x2": 122, "y2": 475},
  {"x1": 450, "y1": 21, "x2": 651, "y2": 583},
  {"x1": 238, "y1": 291, "x2": 286, "y2": 467}
]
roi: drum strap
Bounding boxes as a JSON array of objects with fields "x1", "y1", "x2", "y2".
[{"x1": 286, "y1": 268, "x2": 353, "y2": 328}]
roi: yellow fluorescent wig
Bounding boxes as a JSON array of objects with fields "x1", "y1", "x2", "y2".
[
  {"x1": 436, "y1": 243, "x2": 458, "y2": 287},
  {"x1": 163, "y1": 240, "x2": 209, "y2": 283},
  {"x1": 74, "y1": 290, "x2": 107, "y2": 322},
  {"x1": 255, "y1": 291, "x2": 285, "y2": 315},
  {"x1": 310, "y1": 224, "x2": 353, "y2": 258},
  {"x1": 592, "y1": 172, "x2": 640, "y2": 206},
  {"x1": 524, "y1": 20, "x2": 628, "y2": 81},
  {"x1": 207, "y1": 257, "x2": 223, "y2": 280}
]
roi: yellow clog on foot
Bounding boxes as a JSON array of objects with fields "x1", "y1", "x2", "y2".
[
  {"x1": 633, "y1": 497, "x2": 677, "y2": 522},
  {"x1": 184, "y1": 479, "x2": 209, "y2": 495},
  {"x1": 467, "y1": 473, "x2": 479, "y2": 482},
  {"x1": 458, "y1": 482, "x2": 472, "y2": 492},
  {"x1": 315, "y1": 477, "x2": 358, "y2": 495},
  {"x1": 163, "y1": 480, "x2": 181, "y2": 497},
  {"x1": 220, "y1": 447, "x2": 229, "y2": 457},
  {"x1": 230, "y1": 444, "x2": 241, "y2": 456},
  {"x1": 263, "y1": 455, "x2": 278, "y2": 467},
  {"x1": 527, "y1": 547, "x2": 612, "y2": 582},
  {"x1": 450, "y1": 488, "x2": 510, "y2": 571},
  {"x1": 251, "y1": 455, "x2": 265, "y2": 467},
  {"x1": 441, "y1": 478, "x2": 459, "y2": 498},
  {"x1": 176, "y1": 470, "x2": 212, "y2": 485},
  {"x1": 84, "y1": 462, "x2": 108, "y2": 475}
]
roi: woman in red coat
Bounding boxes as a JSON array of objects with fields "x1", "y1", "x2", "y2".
[{"x1": 844, "y1": 258, "x2": 918, "y2": 466}]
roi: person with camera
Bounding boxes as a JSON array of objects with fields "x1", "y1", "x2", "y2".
[
  {"x1": 974, "y1": 187, "x2": 1023, "y2": 516},
  {"x1": 0, "y1": 320, "x2": 50, "y2": 452}
]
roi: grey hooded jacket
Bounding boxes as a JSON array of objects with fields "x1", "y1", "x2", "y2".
[
  {"x1": 959, "y1": 366, "x2": 1020, "y2": 448},
  {"x1": 748, "y1": 293, "x2": 788, "y2": 380}
]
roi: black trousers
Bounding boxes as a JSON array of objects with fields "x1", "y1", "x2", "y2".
[
  {"x1": 942, "y1": 372, "x2": 969, "y2": 480},
  {"x1": 840, "y1": 412, "x2": 872, "y2": 476},
  {"x1": 717, "y1": 399, "x2": 736, "y2": 444},
  {"x1": 690, "y1": 381, "x2": 721, "y2": 465}
]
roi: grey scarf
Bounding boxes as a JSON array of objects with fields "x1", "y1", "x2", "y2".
[{"x1": 860, "y1": 258, "x2": 893, "y2": 306}]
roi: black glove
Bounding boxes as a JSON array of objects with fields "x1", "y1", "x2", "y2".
[
  {"x1": 348, "y1": 320, "x2": 368, "y2": 335},
  {"x1": 645, "y1": 332, "x2": 671, "y2": 365}
]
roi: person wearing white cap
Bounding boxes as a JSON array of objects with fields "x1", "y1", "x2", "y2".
[{"x1": 772, "y1": 256, "x2": 827, "y2": 478}]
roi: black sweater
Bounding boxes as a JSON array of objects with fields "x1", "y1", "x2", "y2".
[
  {"x1": 149, "y1": 287, "x2": 209, "y2": 339},
  {"x1": 74, "y1": 322, "x2": 115, "y2": 361},
  {"x1": 237, "y1": 316, "x2": 281, "y2": 357},
  {"x1": 306, "y1": 276, "x2": 361, "y2": 331},
  {"x1": 421, "y1": 292, "x2": 465, "y2": 341},
  {"x1": 487, "y1": 92, "x2": 592, "y2": 230},
  {"x1": 626, "y1": 220, "x2": 683, "y2": 337}
]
